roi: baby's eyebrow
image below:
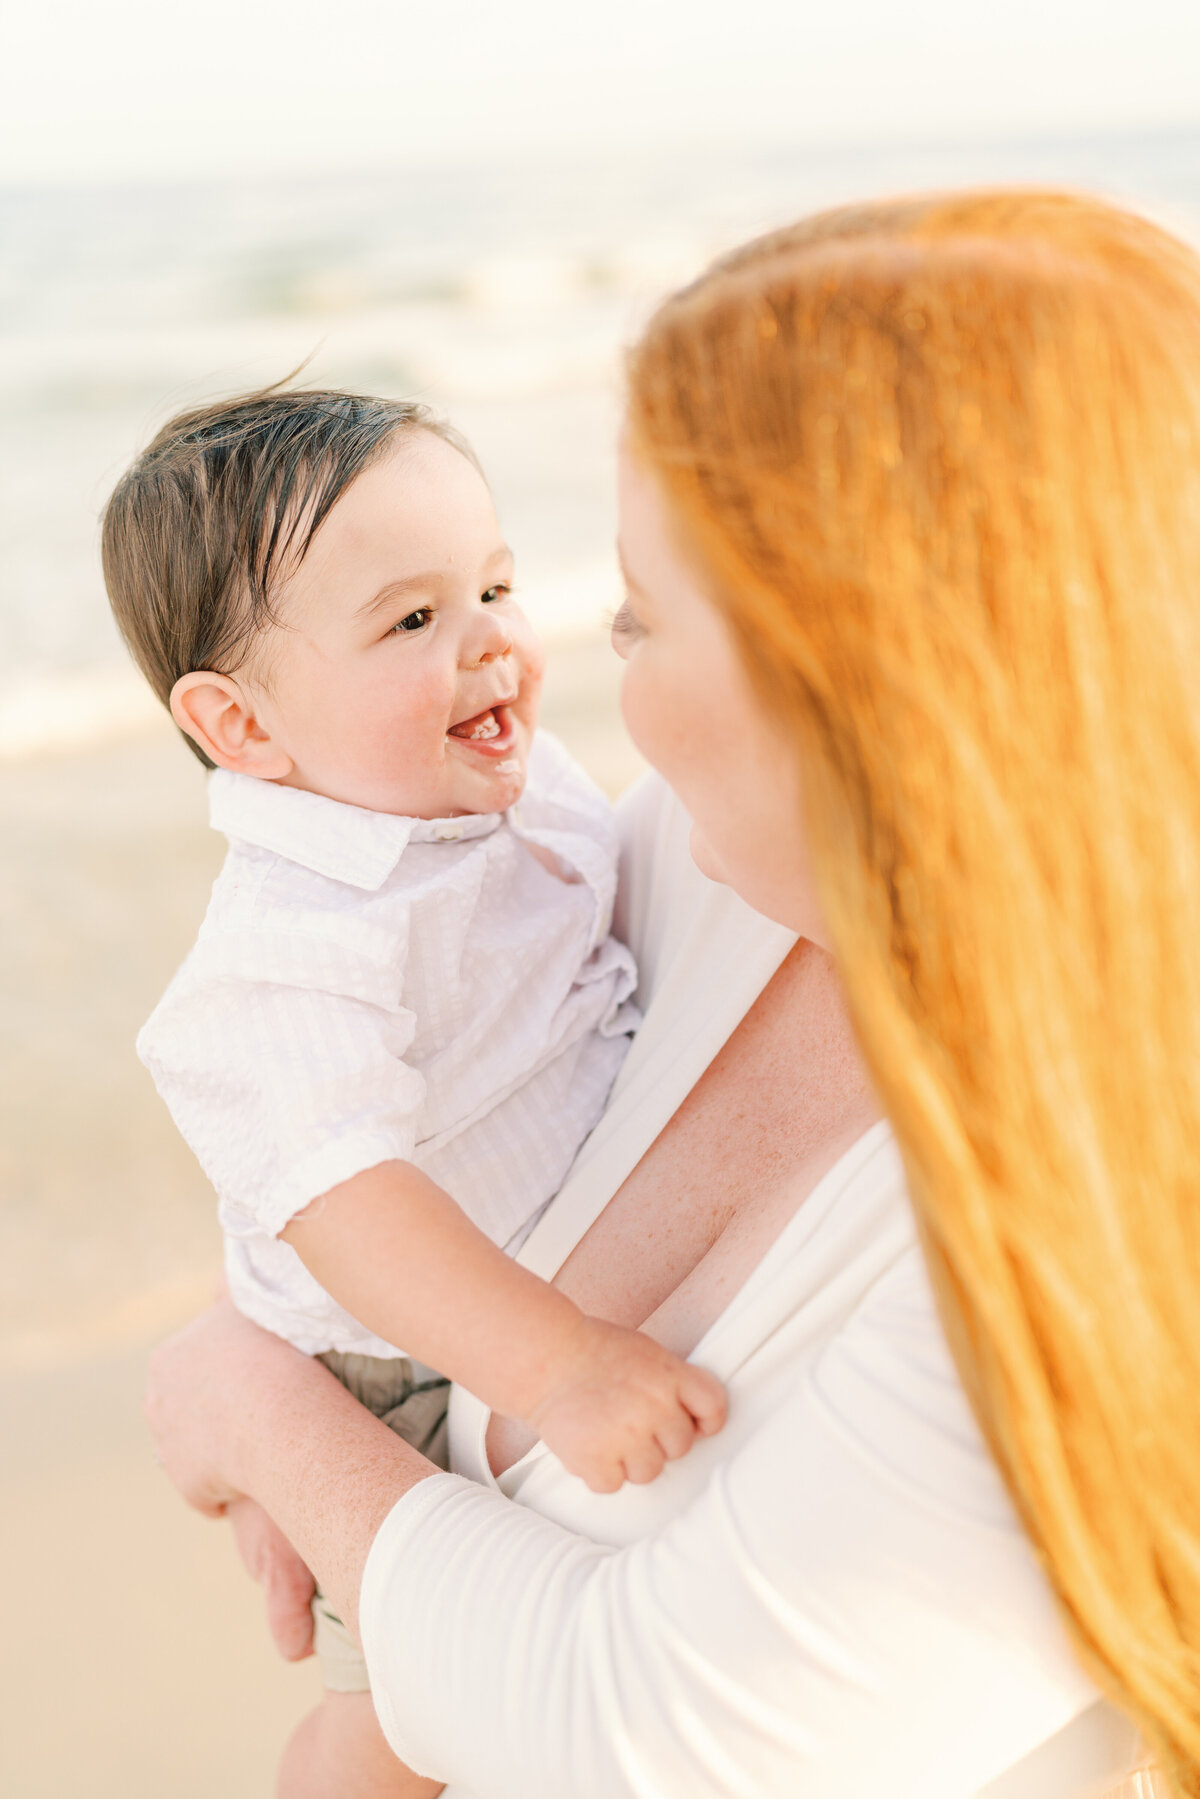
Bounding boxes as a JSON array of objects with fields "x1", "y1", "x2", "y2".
[
  {"x1": 357, "y1": 548, "x2": 515, "y2": 619},
  {"x1": 356, "y1": 572, "x2": 444, "y2": 618}
]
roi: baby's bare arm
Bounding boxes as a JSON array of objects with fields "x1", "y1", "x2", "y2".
[
  {"x1": 281, "y1": 1162, "x2": 726, "y2": 1490},
  {"x1": 282, "y1": 1162, "x2": 596, "y2": 1420}
]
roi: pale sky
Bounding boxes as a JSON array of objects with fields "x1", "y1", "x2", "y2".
[{"x1": 3, "y1": 0, "x2": 1199, "y2": 185}]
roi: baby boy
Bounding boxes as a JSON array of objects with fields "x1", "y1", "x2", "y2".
[{"x1": 102, "y1": 388, "x2": 725, "y2": 1799}]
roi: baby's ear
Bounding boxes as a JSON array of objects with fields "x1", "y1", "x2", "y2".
[{"x1": 170, "y1": 671, "x2": 293, "y2": 780}]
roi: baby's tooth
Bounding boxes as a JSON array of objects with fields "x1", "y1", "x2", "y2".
[{"x1": 469, "y1": 713, "x2": 501, "y2": 740}]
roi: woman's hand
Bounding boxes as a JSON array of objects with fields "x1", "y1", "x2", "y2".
[
  {"x1": 146, "y1": 1296, "x2": 436, "y2": 1640},
  {"x1": 228, "y1": 1498, "x2": 317, "y2": 1661},
  {"x1": 145, "y1": 1295, "x2": 303, "y2": 1516}
]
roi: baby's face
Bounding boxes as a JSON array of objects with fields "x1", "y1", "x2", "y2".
[{"x1": 251, "y1": 430, "x2": 544, "y2": 818}]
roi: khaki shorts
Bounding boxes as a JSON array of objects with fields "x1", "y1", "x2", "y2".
[{"x1": 311, "y1": 1351, "x2": 451, "y2": 1693}]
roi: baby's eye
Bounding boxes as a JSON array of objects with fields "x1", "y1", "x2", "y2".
[
  {"x1": 481, "y1": 584, "x2": 511, "y2": 604},
  {"x1": 391, "y1": 607, "x2": 431, "y2": 635}
]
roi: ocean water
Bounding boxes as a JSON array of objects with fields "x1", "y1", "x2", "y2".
[{"x1": 2, "y1": 129, "x2": 1199, "y2": 757}]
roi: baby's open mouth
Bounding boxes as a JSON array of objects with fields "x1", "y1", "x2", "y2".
[{"x1": 447, "y1": 704, "x2": 517, "y2": 757}]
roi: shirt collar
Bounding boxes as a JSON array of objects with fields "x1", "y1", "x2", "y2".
[{"x1": 208, "y1": 768, "x2": 503, "y2": 891}]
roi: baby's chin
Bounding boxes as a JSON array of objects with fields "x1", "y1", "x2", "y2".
[
  {"x1": 441, "y1": 747, "x2": 528, "y2": 817},
  {"x1": 321, "y1": 756, "x2": 527, "y2": 820}
]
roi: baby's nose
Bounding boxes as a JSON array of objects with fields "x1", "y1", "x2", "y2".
[{"x1": 468, "y1": 614, "x2": 513, "y2": 667}]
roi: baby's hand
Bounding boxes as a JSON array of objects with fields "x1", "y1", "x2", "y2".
[{"x1": 527, "y1": 1316, "x2": 727, "y2": 1493}]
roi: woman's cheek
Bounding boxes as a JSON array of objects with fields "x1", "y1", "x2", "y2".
[
  {"x1": 619, "y1": 655, "x2": 692, "y2": 784},
  {"x1": 617, "y1": 657, "x2": 656, "y2": 766}
]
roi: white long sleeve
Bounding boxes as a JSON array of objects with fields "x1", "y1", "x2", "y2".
[{"x1": 360, "y1": 1249, "x2": 1095, "y2": 1799}]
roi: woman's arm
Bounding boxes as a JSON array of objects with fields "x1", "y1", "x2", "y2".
[
  {"x1": 148, "y1": 1231, "x2": 1093, "y2": 1798},
  {"x1": 226, "y1": 1498, "x2": 319, "y2": 1660},
  {"x1": 359, "y1": 1253, "x2": 1096, "y2": 1799},
  {"x1": 146, "y1": 1298, "x2": 435, "y2": 1639}
]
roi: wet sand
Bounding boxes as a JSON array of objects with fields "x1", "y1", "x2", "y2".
[{"x1": 0, "y1": 633, "x2": 640, "y2": 1796}]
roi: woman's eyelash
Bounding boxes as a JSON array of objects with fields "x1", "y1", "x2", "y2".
[{"x1": 610, "y1": 598, "x2": 645, "y2": 640}]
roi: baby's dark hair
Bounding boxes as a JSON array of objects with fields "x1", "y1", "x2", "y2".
[{"x1": 102, "y1": 384, "x2": 477, "y2": 767}]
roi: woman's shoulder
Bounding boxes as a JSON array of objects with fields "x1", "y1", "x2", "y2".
[
  {"x1": 727, "y1": 1120, "x2": 1039, "y2": 1539},
  {"x1": 810, "y1": 1240, "x2": 1020, "y2": 1530}
]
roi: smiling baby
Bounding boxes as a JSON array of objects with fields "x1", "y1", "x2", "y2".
[{"x1": 102, "y1": 387, "x2": 725, "y2": 1799}]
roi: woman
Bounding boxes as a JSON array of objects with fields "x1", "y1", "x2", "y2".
[{"x1": 147, "y1": 189, "x2": 1200, "y2": 1796}]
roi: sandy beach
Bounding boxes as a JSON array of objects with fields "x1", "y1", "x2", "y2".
[{"x1": 0, "y1": 633, "x2": 639, "y2": 1798}]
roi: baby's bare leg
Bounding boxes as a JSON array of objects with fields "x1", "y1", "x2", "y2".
[{"x1": 277, "y1": 1692, "x2": 443, "y2": 1799}]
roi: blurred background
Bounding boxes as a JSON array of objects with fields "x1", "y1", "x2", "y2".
[{"x1": 2, "y1": 2, "x2": 1199, "y2": 1792}]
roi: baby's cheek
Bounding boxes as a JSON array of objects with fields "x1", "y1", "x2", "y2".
[
  {"x1": 342, "y1": 680, "x2": 445, "y2": 798},
  {"x1": 387, "y1": 668, "x2": 454, "y2": 749}
]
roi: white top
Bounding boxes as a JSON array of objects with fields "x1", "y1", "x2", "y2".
[
  {"x1": 359, "y1": 772, "x2": 1104, "y2": 1798},
  {"x1": 138, "y1": 731, "x2": 639, "y2": 1357}
]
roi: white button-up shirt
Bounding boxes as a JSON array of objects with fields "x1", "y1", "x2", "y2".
[{"x1": 138, "y1": 731, "x2": 639, "y2": 1357}]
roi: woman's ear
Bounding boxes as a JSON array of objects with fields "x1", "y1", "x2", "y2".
[{"x1": 170, "y1": 672, "x2": 293, "y2": 780}]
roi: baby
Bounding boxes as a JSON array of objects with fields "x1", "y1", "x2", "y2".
[{"x1": 103, "y1": 388, "x2": 726, "y2": 1799}]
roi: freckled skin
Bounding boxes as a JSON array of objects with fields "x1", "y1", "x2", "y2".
[{"x1": 247, "y1": 430, "x2": 545, "y2": 819}]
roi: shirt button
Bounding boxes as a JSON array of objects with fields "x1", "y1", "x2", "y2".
[{"x1": 435, "y1": 820, "x2": 465, "y2": 841}]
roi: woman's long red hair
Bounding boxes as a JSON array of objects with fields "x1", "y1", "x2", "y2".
[{"x1": 628, "y1": 190, "x2": 1200, "y2": 1793}]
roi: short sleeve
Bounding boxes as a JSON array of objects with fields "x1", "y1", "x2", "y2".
[{"x1": 138, "y1": 919, "x2": 426, "y2": 1237}]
